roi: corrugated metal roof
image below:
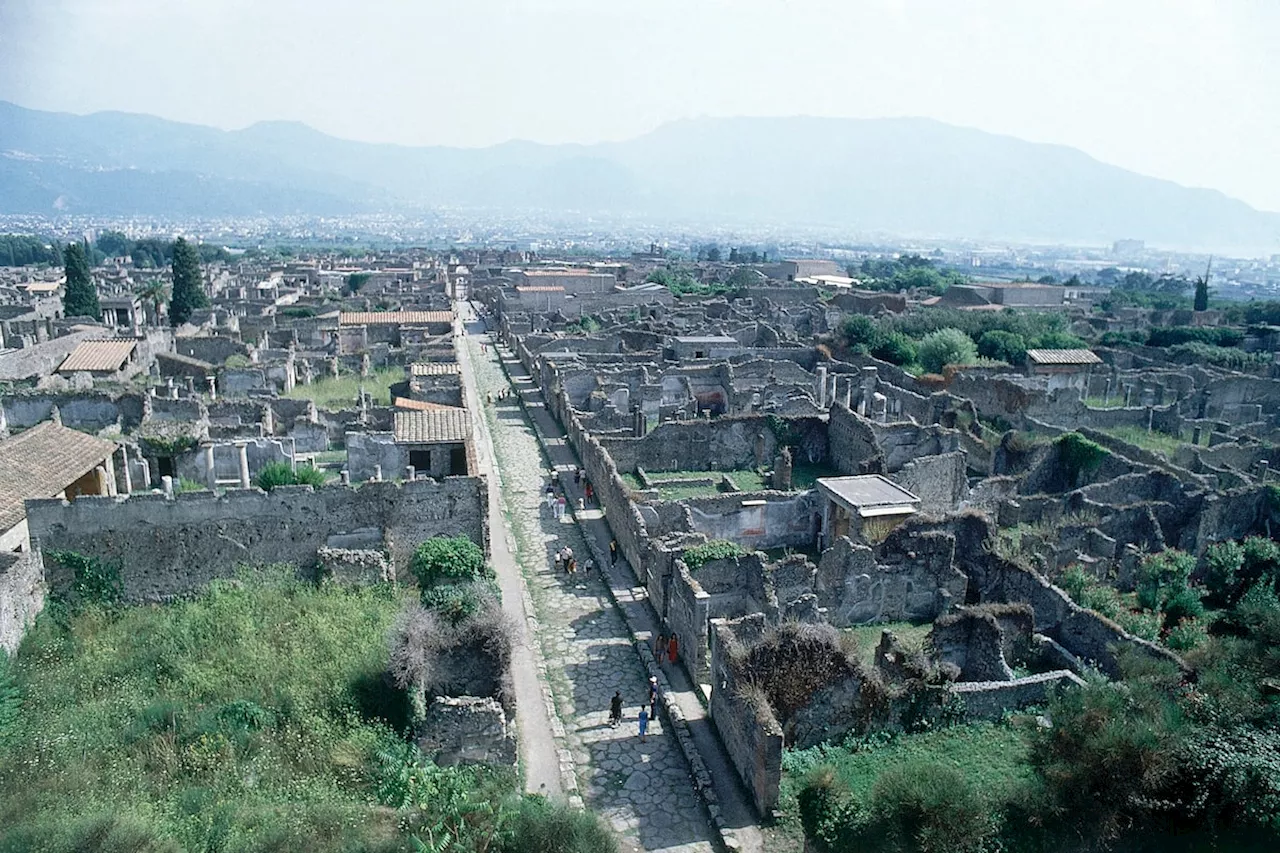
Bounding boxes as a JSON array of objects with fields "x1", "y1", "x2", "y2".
[
  {"x1": 817, "y1": 474, "x2": 920, "y2": 511},
  {"x1": 1026, "y1": 348, "x2": 1102, "y2": 366},
  {"x1": 515, "y1": 286, "x2": 566, "y2": 293},
  {"x1": 393, "y1": 408, "x2": 471, "y2": 443},
  {"x1": 58, "y1": 338, "x2": 137, "y2": 373},
  {"x1": 410, "y1": 362, "x2": 461, "y2": 376},
  {"x1": 0, "y1": 421, "x2": 118, "y2": 531},
  {"x1": 339, "y1": 311, "x2": 453, "y2": 325}
]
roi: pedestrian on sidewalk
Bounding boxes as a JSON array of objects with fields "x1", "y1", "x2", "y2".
[
  {"x1": 655, "y1": 632, "x2": 667, "y2": 665},
  {"x1": 638, "y1": 707, "x2": 649, "y2": 742},
  {"x1": 566, "y1": 556, "x2": 576, "y2": 575},
  {"x1": 609, "y1": 540, "x2": 618, "y2": 565},
  {"x1": 585, "y1": 481, "x2": 594, "y2": 504},
  {"x1": 574, "y1": 468, "x2": 582, "y2": 486},
  {"x1": 554, "y1": 551, "x2": 563, "y2": 573},
  {"x1": 556, "y1": 496, "x2": 566, "y2": 520},
  {"x1": 667, "y1": 634, "x2": 679, "y2": 667},
  {"x1": 648, "y1": 675, "x2": 660, "y2": 718},
  {"x1": 577, "y1": 496, "x2": 585, "y2": 512},
  {"x1": 584, "y1": 557, "x2": 595, "y2": 575},
  {"x1": 609, "y1": 691, "x2": 623, "y2": 727}
]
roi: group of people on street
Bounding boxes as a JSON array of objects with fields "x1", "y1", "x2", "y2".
[
  {"x1": 608, "y1": 675, "x2": 663, "y2": 742},
  {"x1": 553, "y1": 545, "x2": 592, "y2": 576},
  {"x1": 654, "y1": 632, "x2": 679, "y2": 666}
]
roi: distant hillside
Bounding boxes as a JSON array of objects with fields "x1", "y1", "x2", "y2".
[{"x1": 1, "y1": 101, "x2": 1276, "y2": 252}]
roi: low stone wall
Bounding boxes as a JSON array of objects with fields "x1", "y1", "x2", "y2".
[
  {"x1": 414, "y1": 696, "x2": 517, "y2": 768},
  {"x1": 0, "y1": 547, "x2": 44, "y2": 653},
  {"x1": 948, "y1": 670, "x2": 1085, "y2": 719},
  {"x1": 26, "y1": 477, "x2": 487, "y2": 603}
]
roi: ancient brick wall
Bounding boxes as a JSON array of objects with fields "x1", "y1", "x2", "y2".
[
  {"x1": 25, "y1": 477, "x2": 487, "y2": 603},
  {"x1": 0, "y1": 547, "x2": 44, "y2": 653}
]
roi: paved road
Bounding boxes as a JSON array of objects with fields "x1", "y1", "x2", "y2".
[{"x1": 459, "y1": 302, "x2": 720, "y2": 853}]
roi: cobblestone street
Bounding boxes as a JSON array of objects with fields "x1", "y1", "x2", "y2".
[{"x1": 464, "y1": 328, "x2": 717, "y2": 853}]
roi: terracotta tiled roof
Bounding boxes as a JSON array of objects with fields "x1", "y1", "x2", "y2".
[
  {"x1": 410, "y1": 362, "x2": 461, "y2": 376},
  {"x1": 0, "y1": 421, "x2": 118, "y2": 532},
  {"x1": 1026, "y1": 349, "x2": 1102, "y2": 366},
  {"x1": 393, "y1": 408, "x2": 471, "y2": 443},
  {"x1": 58, "y1": 339, "x2": 137, "y2": 373},
  {"x1": 339, "y1": 311, "x2": 453, "y2": 325}
]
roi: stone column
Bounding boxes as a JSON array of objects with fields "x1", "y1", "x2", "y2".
[
  {"x1": 206, "y1": 376, "x2": 218, "y2": 401},
  {"x1": 139, "y1": 457, "x2": 152, "y2": 490},
  {"x1": 119, "y1": 445, "x2": 132, "y2": 495},
  {"x1": 406, "y1": 465, "x2": 416, "y2": 482},
  {"x1": 373, "y1": 464, "x2": 383, "y2": 482},
  {"x1": 204, "y1": 443, "x2": 217, "y2": 490},
  {"x1": 162, "y1": 475, "x2": 174, "y2": 498},
  {"x1": 95, "y1": 464, "x2": 111, "y2": 495},
  {"x1": 815, "y1": 365, "x2": 828, "y2": 408},
  {"x1": 102, "y1": 451, "x2": 117, "y2": 496},
  {"x1": 236, "y1": 442, "x2": 251, "y2": 489},
  {"x1": 184, "y1": 376, "x2": 196, "y2": 395},
  {"x1": 168, "y1": 377, "x2": 178, "y2": 400}
]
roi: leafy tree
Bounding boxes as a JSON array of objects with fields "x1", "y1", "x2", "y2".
[
  {"x1": 345, "y1": 272, "x2": 372, "y2": 295},
  {"x1": 841, "y1": 315, "x2": 880, "y2": 352},
  {"x1": 0, "y1": 234, "x2": 59, "y2": 266},
  {"x1": 135, "y1": 279, "x2": 168, "y2": 326},
  {"x1": 917, "y1": 328, "x2": 977, "y2": 373},
  {"x1": 95, "y1": 230, "x2": 131, "y2": 257},
  {"x1": 976, "y1": 330, "x2": 1026, "y2": 364},
  {"x1": 871, "y1": 332, "x2": 916, "y2": 366},
  {"x1": 726, "y1": 267, "x2": 761, "y2": 288},
  {"x1": 168, "y1": 237, "x2": 208, "y2": 326},
  {"x1": 705, "y1": 245, "x2": 722, "y2": 262},
  {"x1": 410, "y1": 536, "x2": 488, "y2": 588},
  {"x1": 61, "y1": 242, "x2": 100, "y2": 320}
]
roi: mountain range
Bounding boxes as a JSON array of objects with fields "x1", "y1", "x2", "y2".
[{"x1": 1, "y1": 100, "x2": 1275, "y2": 253}]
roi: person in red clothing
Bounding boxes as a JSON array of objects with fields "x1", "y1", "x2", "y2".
[{"x1": 667, "y1": 634, "x2": 679, "y2": 666}]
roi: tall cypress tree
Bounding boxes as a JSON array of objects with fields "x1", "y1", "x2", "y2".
[
  {"x1": 1193, "y1": 276, "x2": 1209, "y2": 312},
  {"x1": 62, "y1": 242, "x2": 100, "y2": 319},
  {"x1": 169, "y1": 237, "x2": 209, "y2": 326}
]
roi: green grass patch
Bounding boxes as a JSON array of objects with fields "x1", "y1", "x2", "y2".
[
  {"x1": 1097, "y1": 425, "x2": 1190, "y2": 458},
  {"x1": 0, "y1": 571, "x2": 421, "y2": 851},
  {"x1": 842, "y1": 622, "x2": 933, "y2": 671},
  {"x1": 285, "y1": 366, "x2": 406, "y2": 411},
  {"x1": 780, "y1": 721, "x2": 1034, "y2": 827},
  {"x1": 1082, "y1": 396, "x2": 1124, "y2": 410}
]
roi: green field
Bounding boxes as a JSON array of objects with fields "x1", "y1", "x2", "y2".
[
  {"x1": 285, "y1": 367, "x2": 406, "y2": 411},
  {"x1": 0, "y1": 572, "x2": 613, "y2": 853}
]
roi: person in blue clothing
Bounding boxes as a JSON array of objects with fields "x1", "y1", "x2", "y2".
[{"x1": 637, "y1": 706, "x2": 650, "y2": 742}]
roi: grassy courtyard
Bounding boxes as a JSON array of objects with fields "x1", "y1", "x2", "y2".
[{"x1": 285, "y1": 366, "x2": 406, "y2": 411}]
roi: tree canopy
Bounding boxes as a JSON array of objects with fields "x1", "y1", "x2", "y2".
[
  {"x1": 168, "y1": 238, "x2": 208, "y2": 326},
  {"x1": 61, "y1": 242, "x2": 101, "y2": 320}
]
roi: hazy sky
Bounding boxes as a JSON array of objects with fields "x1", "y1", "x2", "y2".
[{"x1": 2, "y1": 0, "x2": 1278, "y2": 210}]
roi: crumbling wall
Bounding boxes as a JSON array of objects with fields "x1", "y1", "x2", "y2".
[
  {"x1": 827, "y1": 402, "x2": 883, "y2": 474},
  {"x1": 708, "y1": 620, "x2": 784, "y2": 815},
  {"x1": 26, "y1": 477, "x2": 487, "y2": 602},
  {"x1": 415, "y1": 696, "x2": 517, "y2": 768},
  {"x1": 815, "y1": 530, "x2": 967, "y2": 626},
  {"x1": 0, "y1": 547, "x2": 44, "y2": 653},
  {"x1": 894, "y1": 452, "x2": 968, "y2": 515}
]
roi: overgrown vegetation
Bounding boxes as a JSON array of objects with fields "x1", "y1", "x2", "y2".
[
  {"x1": 0, "y1": 571, "x2": 612, "y2": 852},
  {"x1": 253, "y1": 460, "x2": 326, "y2": 491},
  {"x1": 681, "y1": 539, "x2": 748, "y2": 571},
  {"x1": 1054, "y1": 431, "x2": 1110, "y2": 487}
]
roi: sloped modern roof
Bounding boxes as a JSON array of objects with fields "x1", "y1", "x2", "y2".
[
  {"x1": 339, "y1": 311, "x2": 453, "y2": 325},
  {"x1": 393, "y1": 397, "x2": 460, "y2": 412},
  {"x1": 1025, "y1": 348, "x2": 1102, "y2": 366},
  {"x1": 57, "y1": 338, "x2": 137, "y2": 373},
  {"x1": 0, "y1": 421, "x2": 117, "y2": 531},
  {"x1": 393, "y1": 408, "x2": 471, "y2": 443},
  {"x1": 817, "y1": 474, "x2": 920, "y2": 516}
]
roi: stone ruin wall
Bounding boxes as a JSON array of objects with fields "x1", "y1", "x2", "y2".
[
  {"x1": 0, "y1": 548, "x2": 44, "y2": 654},
  {"x1": 25, "y1": 477, "x2": 487, "y2": 604}
]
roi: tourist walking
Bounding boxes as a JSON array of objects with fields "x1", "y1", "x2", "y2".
[
  {"x1": 667, "y1": 634, "x2": 679, "y2": 667},
  {"x1": 638, "y1": 707, "x2": 650, "y2": 742},
  {"x1": 556, "y1": 496, "x2": 566, "y2": 520},
  {"x1": 609, "y1": 691, "x2": 623, "y2": 727},
  {"x1": 609, "y1": 540, "x2": 618, "y2": 565},
  {"x1": 648, "y1": 675, "x2": 660, "y2": 718},
  {"x1": 554, "y1": 551, "x2": 563, "y2": 573},
  {"x1": 655, "y1": 632, "x2": 667, "y2": 664}
]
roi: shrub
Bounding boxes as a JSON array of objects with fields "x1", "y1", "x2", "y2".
[
  {"x1": 682, "y1": 539, "x2": 747, "y2": 571},
  {"x1": 1205, "y1": 540, "x2": 1245, "y2": 606},
  {"x1": 497, "y1": 795, "x2": 618, "y2": 853},
  {"x1": 841, "y1": 314, "x2": 880, "y2": 351},
  {"x1": 871, "y1": 331, "x2": 916, "y2": 366},
  {"x1": 868, "y1": 760, "x2": 996, "y2": 853},
  {"x1": 0, "y1": 651, "x2": 18, "y2": 749},
  {"x1": 1147, "y1": 326, "x2": 1244, "y2": 348},
  {"x1": 1055, "y1": 432, "x2": 1109, "y2": 487},
  {"x1": 977, "y1": 330, "x2": 1026, "y2": 364},
  {"x1": 917, "y1": 328, "x2": 978, "y2": 373},
  {"x1": 420, "y1": 580, "x2": 498, "y2": 624},
  {"x1": 1136, "y1": 550, "x2": 1196, "y2": 611},
  {"x1": 47, "y1": 549, "x2": 122, "y2": 607},
  {"x1": 410, "y1": 536, "x2": 488, "y2": 588},
  {"x1": 1165, "y1": 618, "x2": 1209, "y2": 651},
  {"x1": 1029, "y1": 330, "x2": 1085, "y2": 350},
  {"x1": 253, "y1": 461, "x2": 324, "y2": 491}
]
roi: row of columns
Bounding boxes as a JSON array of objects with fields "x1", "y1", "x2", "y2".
[{"x1": 202, "y1": 441, "x2": 253, "y2": 490}]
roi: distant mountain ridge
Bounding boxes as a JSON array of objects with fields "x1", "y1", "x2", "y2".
[{"x1": 0, "y1": 100, "x2": 1275, "y2": 252}]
